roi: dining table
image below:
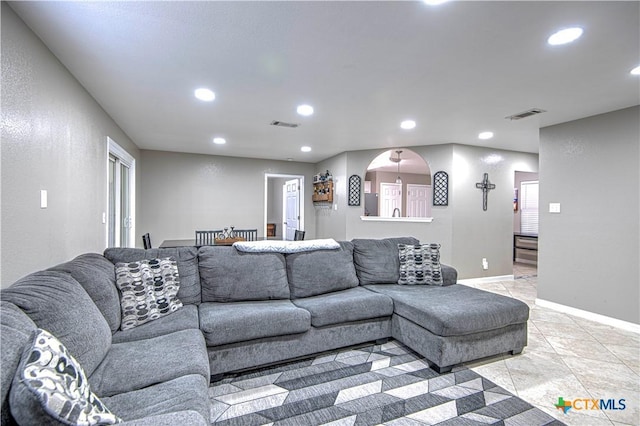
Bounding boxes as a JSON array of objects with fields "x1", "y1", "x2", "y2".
[{"x1": 159, "y1": 238, "x2": 245, "y2": 248}]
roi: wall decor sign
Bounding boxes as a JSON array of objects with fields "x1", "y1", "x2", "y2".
[
  {"x1": 475, "y1": 173, "x2": 496, "y2": 211},
  {"x1": 433, "y1": 171, "x2": 449, "y2": 206},
  {"x1": 348, "y1": 175, "x2": 361, "y2": 206}
]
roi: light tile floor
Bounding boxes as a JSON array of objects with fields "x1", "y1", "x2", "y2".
[{"x1": 460, "y1": 263, "x2": 639, "y2": 426}]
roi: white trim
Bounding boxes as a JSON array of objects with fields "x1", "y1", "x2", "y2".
[
  {"x1": 107, "y1": 137, "x2": 136, "y2": 248},
  {"x1": 536, "y1": 298, "x2": 640, "y2": 334},
  {"x1": 264, "y1": 173, "x2": 305, "y2": 240},
  {"x1": 458, "y1": 275, "x2": 515, "y2": 285},
  {"x1": 360, "y1": 216, "x2": 433, "y2": 223}
]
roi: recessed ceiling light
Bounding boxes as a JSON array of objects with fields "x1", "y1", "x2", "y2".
[
  {"x1": 424, "y1": 0, "x2": 449, "y2": 5},
  {"x1": 478, "y1": 131, "x2": 494, "y2": 140},
  {"x1": 300, "y1": 146, "x2": 312, "y2": 152},
  {"x1": 213, "y1": 137, "x2": 226, "y2": 145},
  {"x1": 297, "y1": 104, "x2": 314, "y2": 116},
  {"x1": 400, "y1": 120, "x2": 416, "y2": 130},
  {"x1": 547, "y1": 27, "x2": 583, "y2": 46},
  {"x1": 194, "y1": 88, "x2": 215, "y2": 101},
  {"x1": 631, "y1": 65, "x2": 640, "y2": 75}
]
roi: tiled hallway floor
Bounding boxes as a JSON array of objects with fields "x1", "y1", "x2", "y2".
[{"x1": 459, "y1": 263, "x2": 639, "y2": 425}]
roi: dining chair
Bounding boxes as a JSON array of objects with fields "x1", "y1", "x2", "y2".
[
  {"x1": 195, "y1": 230, "x2": 222, "y2": 246},
  {"x1": 294, "y1": 230, "x2": 305, "y2": 241},
  {"x1": 233, "y1": 229, "x2": 258, "y2": 241},
  {"x1": 142, "y1": 233, "x2": 152, "y2": 249}
]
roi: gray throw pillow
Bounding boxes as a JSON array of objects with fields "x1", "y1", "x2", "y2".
[
  {"x1": 398, "y1": 244, "x2": 444, "y2": 285},
  {"x1": 114, "y1": 257, "x2": 183, "y2": 330},
  {"x1": 10, "y1": 328, "x2": 121, "y2": 425}
]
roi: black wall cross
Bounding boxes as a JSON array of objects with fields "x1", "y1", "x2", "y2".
[{"x1": 475, "y1": 173, "x2": 496, "y2": 211}]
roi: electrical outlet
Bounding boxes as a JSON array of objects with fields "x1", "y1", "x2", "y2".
[{"x1": 482, "y1": 258, "x2": 489, "y2": 270}]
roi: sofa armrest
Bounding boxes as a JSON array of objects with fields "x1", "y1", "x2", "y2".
[
  {"x1": 441, "y1": 264, "x2": 457, "y2": 286},
  {"x1": 120, "y1": 411, "x2": 208, "y2": 426}
]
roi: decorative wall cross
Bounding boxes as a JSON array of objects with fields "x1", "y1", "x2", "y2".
[{"x1": 475, "y1": 173, "x2": 496, "y2": 211}]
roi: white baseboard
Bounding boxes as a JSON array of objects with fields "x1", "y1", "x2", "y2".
[
  {"x1": 458, "y1": 275, "x2": 514, "y2": 285},
  {"x1": 536, "y1": 298, "x2": 640, "y2": 334}
]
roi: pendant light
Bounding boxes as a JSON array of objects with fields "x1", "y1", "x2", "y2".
[{"x1": 390, "y1": 150, "x2": 403, "y2": 184}]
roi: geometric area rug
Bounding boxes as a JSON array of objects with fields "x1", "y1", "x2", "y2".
[{"x1": 209, "y1": 340, "x2": 566, "y2": 425}]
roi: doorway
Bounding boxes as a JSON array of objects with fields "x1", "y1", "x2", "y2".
[
  {"x1": 513, "y1": 171, "x2": 539, "y2": 276},
  {"x1": 264, "y1": 173, "x2": 305, "y2": 240},
  {"x1": 107, "y1": 137, "x2": 135, "y2": 248}
]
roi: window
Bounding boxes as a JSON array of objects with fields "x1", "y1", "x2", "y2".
[
  {"x1": 520, "y1": 180, "x2": 539, "y2": 235},
  {"x1": 107, "y1": 138, "x2": 135, "y2": 247}
]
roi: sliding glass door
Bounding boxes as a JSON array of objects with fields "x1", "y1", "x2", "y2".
[{"x1": 108, "y1": 138, "x2": 135, "y2": 247}]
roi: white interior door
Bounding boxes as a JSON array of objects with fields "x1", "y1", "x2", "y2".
[
  {"x1": 380, "y1": 183, "x2": 402, "y2": 217},
  {"x1": 284, "y1": 179, "x2": 300, "y2": 240},
  {"x1": 406, "y1": 184, "x2": 432, "y2": 217}
]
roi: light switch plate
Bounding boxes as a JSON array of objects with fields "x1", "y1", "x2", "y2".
[
  {"x1": 549, "y1": 202, "x2": 561, "y2": 213},
  {"x1": 40, "y1": 190, "x2": 48, "y2": 209}
]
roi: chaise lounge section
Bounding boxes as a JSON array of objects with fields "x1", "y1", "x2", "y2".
[{"x1": 1, "y1": 237, "x2": 529, "y2": 424}]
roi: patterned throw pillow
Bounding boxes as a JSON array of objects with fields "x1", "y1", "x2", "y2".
[
  {"x1": 114, "y1": 257, "x2": 183, "y2": 330},
  {"x1": 398, "y1": 244, "x2": 444, "y2": 285},
  {"x1": 10, "y1": 329, "x2": 121, "y2": 425}
]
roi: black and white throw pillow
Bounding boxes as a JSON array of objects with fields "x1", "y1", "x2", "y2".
[
  {"x1": 115, "y1": 257, "x2": 183, "y2": 330},
  {"x1": 10, "y1": 328, "x2": 121, "y2": 425},
  {"x1": 398, "y1": 244, "x2": 444, "y2": 286}
]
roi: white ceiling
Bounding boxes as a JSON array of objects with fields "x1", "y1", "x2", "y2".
[{"x1": 9, "y1": 1, "x2": 639, "y2": 163}]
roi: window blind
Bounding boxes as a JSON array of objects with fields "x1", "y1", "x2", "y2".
[{"x1": 520, "y1": 181, "x2": 539, "y2": 235}]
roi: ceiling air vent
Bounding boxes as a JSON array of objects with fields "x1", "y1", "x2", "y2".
[
  {"x1": 270, "y1": 120, "x2": 300, "y2": 128},
  {"x1": 505, "y1": 108, "x2": 547, "y2": 121}
]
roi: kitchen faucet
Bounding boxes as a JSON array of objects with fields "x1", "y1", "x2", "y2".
[{"x1": 392, "y1": 207, "x2": 401, "y2": 218}]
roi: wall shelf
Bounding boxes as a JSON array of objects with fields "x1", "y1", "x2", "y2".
[{"x1": 313, "y1": 180, "x2": 333, "y2": 203}]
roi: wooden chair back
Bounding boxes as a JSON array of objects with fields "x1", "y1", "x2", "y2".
[
  {"x1": 195, "y1": 230, "x2": 222, "y2": 246},
  {"x1": 142, "y1": 233, "x2": 152, "y2": 249},
  {"x1": 233, "y1": 229, "x2": 258, "y2": 241}
]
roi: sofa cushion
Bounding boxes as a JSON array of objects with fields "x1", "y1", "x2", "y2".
[
  {"x1": 115, "y1": 257, "x2": 183, "y2": 330},
  {"x1": 9, "y1": 329, "x2": 121, "y2": 426},
  {"x1": 1, "y1": 271, "x2": 112, "y2": 376},
  {"x1": 89, "y1": 329, "x2": 209, "y2": 397},
  {"x1": 364, "y1": 284, "x2": 530, "y2": 336},
  {"x1": 199, "y1": 247, "x2": 290, "y2": 302},
  {"x1": 111, "y1": 305, "x2": 199, "y2": 344},
  {"x1": 286, "y1": 241, "x2": 359, "y2": 298},
  {"x1": 398, "y1": 244, "x2": 443, "y2": 286},
  {"x1": 292, "y1": 287, "x2": 394, "y2": 327},
  {"x1": 352, "y1": 237, "x2": 420, "y2": 285},
  {"x1": 1, "y1": 302, "x2": 37, "y2": 426},
  {"x1": 49, "y1": 253, "x2": 122, "y2": 333},
  {"x1": 199, "y1": 300, "x2": 311, "y2": 346},
  {"x1": 104, "y1": 247, "x2": 201, "y2": 304},
  {"x1": 101, "y1": 375, "x2": 209, "y2": 423}
]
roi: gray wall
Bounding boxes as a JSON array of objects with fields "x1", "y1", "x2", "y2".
[
  {"x1": 267, "y1": 177, "x2": 288, "y2": 238},
  {"x1": 315, "y1": 153, "x2": 348, "y2": 240},
  {"x1": 1, "y1": 4, "x2": 140, "y2": 287},
  {"x1": 450, "y1": 145, "x2": 538, "y2": 278},
  {"x1": 538, "y1": 106, "x2": 639, "y2": 324},
  {"x1": 138, "y1": 150, "x2": 316, "y2": 245},
  {"x1": 316, "y1": 144, "x2": 538, "y2": 277}
]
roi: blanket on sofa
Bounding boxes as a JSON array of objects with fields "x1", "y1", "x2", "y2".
[{"x1": 233, "y1": 238, "x2": 340, "y2": 253}]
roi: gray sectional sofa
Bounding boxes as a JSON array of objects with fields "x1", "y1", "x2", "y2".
[{"x1": 1, "y1": 237, "x2": 529, "y2": 425}]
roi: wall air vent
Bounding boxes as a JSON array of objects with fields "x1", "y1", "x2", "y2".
[
  {"x1": 505, "y1": 108, "x2": 547, "y2": 120},
  {"x1": 270, "y1": 120, "x2": 300, "y2": 128}
]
